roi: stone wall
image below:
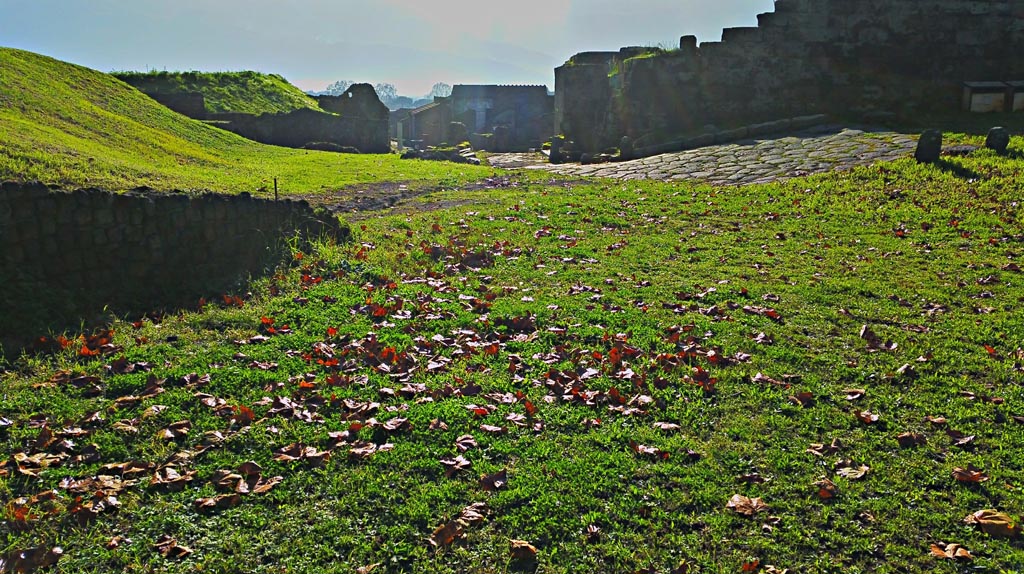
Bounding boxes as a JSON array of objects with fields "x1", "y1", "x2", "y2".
[
  {"x1": 556, "y1": 0, "x2": 1024, "y2": 152},
  {"x1": 0, "y1": 182, "x2": 348, "y2": 354},
  {"x1": 210, "y1": 107, "x2": 390, "y2": 153},
  {"x1": 146, "y1": 92, "x2": 208, "y2": 119}
]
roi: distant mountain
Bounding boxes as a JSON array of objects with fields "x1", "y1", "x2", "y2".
[{"x1": 308, "y1": 81, "x2": 451, "y2": 111}]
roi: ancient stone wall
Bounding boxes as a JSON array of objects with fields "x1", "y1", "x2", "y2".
[
  {"x1": 211, "y1": 108, "x2": 390, "y2": 153},
  {"x1": 0, "y1": 182, "x2": 348, "y2": 352},
  {"x1": 145, "y1": 92, "x2": 208, "y2": 119},
  {"x1": 556, "y1": 0, "x2": 1024, "y2": 152}
]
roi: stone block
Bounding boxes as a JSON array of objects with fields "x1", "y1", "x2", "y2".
[
  {"x1": 985, "y1": 127, "x2": 1010, "y2": 154},
  {"x1": 915, "y1": 130, "x2": 942, "y2": 163}
]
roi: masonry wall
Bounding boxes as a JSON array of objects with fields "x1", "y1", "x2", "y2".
[
  {"x1": 0, "y1": 182, "x2": 348, "y2": 353},
  {"x1": 556, "y1": 0, "x2": 1024, "y2": 151},
  {"x1": 211, "y1": 108, "x2": 390, "y2": 153}
]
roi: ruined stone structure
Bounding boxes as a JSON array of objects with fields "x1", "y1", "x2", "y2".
[
  {"x1": 0, "y1": 182, "x2": 347, "y2": 354},
  {"x1": 398, "y1": 85, "x2": 554, "y2": 151},
  {"x1": 211, "y1": 84, "x2": 389, "y2": 153},
  {"x1": 130, "y1": 82, "x2": 389, "y2": 153},
  {"x1": 555, "y1": 0, "x2": 1024, "y2": 152}
]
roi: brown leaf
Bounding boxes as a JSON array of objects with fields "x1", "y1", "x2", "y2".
[
  {"x1": 726, "y1": 494, "x2": 767, "y2": 516},
  {"x1": 854, "y1": 410, "x2": 879, "y2": 424},
  {"x1": 930, "y1": 543, "x2": 972, "y2": 560},
  {"x1": 428, "y1": 520, "x2": 465, "y2": 548},
  {"x1": 897, "y1": 432, "x2": 927, "y2": 448},
  {"x1": 459, "y1": 502, "x2": 488, "y2": 525},
  {"x1": 152, "y1": 536, "x2": 192, "y2": 559},
  {"x1": 480, "y1": 469, "x2": 508, "y2": 491},
  {"x1": 455, "y1": 434, "x2": 477, "y2": 452},
  {"x1": 159, "y1": 420, "x2": 191, "y2": 441},
  {"x1": 964, "y1": 509, "x2": 1020, "y2": 538},
  {"x1": 788, "y1": 392, "x2": 814, "y2": 408},
  {"x1": 843, "y1": 388, "x2": 866, "y2": 401},
  {"x1": 440, "y1": 455, "x2": 472, "y2": 478},
  {"x1": 836, "y1": 463, "x2": 870, "y2": 480},
  {"x1": 952, "y1": 466, "x2": 989, "y2": 483},
  {"x1": 194, "y1": 493, "x2": 241, "y2": 511},
  {"x1": 947, "y1": 429, "x2": 976, "y2": 447},
  {"x1": 814, "y1": 478, "x2": 838, "y2": 499},
  {"x1": 479, "y1": 424, "x2": 507, "y2": 435},
  {"x1": 356, "y1": 563, "x2": 382, "y2": 574},
  {"x1": 510, "y1": 539, "x2": 538, "y2": 561},
  {"x1": 807, "y1": 438, "x2": 842, "y2": 457},
  {"x1": 0, "y1": 546, "x2": 63, "y2": 573}
]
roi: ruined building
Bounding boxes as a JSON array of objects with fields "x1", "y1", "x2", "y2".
[
  {"x1": 397, "y1": 85, "x2": 554, "y2": 151},
  {"x1": 555, "y1": 0, "x2": 1024, "y2": 152}
]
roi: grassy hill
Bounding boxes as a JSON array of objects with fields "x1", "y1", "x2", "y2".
[
  {"x1": 0, "y1": 48, "x2": 487, "y2": 194},
  {"x1": 112, "y1": 70, "x2": 321, "y2": 115}
]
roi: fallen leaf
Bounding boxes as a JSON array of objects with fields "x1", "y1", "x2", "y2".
[
  {"x1": 510, "y1": 539, "x2": 538, "y2": 561},
  {"x1": 843, "y1": 388, "x2": 866, "y2": 401},
  {"x1": 930, "y1": 543, "x2": 972, "y2": 560},
  {"x1": 952, "y1": 466, "x2": 989, "y2": 483},
  {"x1": 194, "y1": 493, "x2": 241, "y2": 511},
  {"x1": 964, "y1": 509, "x2": 1020, "y2": 538},
  {"x1": 897, "y1": 432, "x2": 926, "y2": 448},
  {"x1": 814, "y1": 478, "x2": 838, "y2": 499},
  {"x1": 455, "y1": 434, "x2": 478, "y2": 452},
  {"x1": 726, "y1": 494, "x2": 768, "y2": 517},
  {"x1": 480, "y1": 469, "x2": 508, "y2": 491},
  {"x1": 854, "y1": 410, "x2": 879, "y2": 424},
  {"x1": 440, "y1": 455, "x2": 472, "y2": 478},
  {"x1": 807, "y1": 438, "x2": 842, "y2": 457},
  {"x1": 836, "y1": 463, "x2": 870, "y2": 480},
  {"x1": 152, "y1": 535, "x2": 192, "y2": 558},
  {"x1": 428, "y1": 520, "x2": 465, "y2": 548},
  {"x1": 0, "y1": 546, "x2": 63, "y2": 572}
]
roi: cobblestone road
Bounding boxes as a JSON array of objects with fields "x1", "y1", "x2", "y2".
[{"x1": 488, "y1": 126, "x2": 918, "y2": 186}]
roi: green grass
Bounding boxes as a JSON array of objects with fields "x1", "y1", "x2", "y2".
[
  {"x1": 0, "y1": 48, "x2": 490, "y2": 194},
  {"x1": 111, "y1": 70, "x2": 320, "y2": 115},
  {"x1": 3, "y1": 133, "x2": 1024, "y2": 573}
]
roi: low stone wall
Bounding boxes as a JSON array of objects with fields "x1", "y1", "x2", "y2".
[
  {"x1": 0, "y1": 182, "x2": 348, "y2": 354},
  {"x1": 211, "y1": 108, "x2": 390, "y2": 153}
]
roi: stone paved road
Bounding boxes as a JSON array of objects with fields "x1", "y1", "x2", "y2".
[{"x1": 488, "y1": 126, "x2": 918, "y2": 186}]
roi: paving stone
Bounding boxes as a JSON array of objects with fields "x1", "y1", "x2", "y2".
[{"x1": 513, "y1": 126, "x2": 918, "y2": 186}]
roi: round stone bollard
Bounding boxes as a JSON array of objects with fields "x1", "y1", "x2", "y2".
[
  {"x1": 915, "y1": 130, "x2": 942, "y2": 163},
  {"x1": 985, "y1": 127, "x2": 1010, "y2": 155}
]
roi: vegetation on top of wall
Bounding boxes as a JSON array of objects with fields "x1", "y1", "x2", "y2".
[
  {"x1": 0, "y1": 48, "x2": 490, "y2": 194},
  {"x1": 112, "y1": 69, "x2": 322, "y2": 115}
]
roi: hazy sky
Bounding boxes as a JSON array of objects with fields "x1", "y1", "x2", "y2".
[{"x1": 1, "y1": 0, "x2": 775, "y2": 95}]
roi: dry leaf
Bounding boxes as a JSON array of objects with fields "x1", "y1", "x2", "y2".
[
  {"x1": 152, "y1": 535, "x2": 192, "y2": 558},
  {"x1": 814, "y1": 478, "x2": 838, "y2": 499},
  {"x1": 836, "y1": 463, "x2": 870, "y2": 480},
  {"x1": 480, "y1": 469, "x2": 508, "y2": 492},
  {"x1": 510, "y1": 539, "x2": 538, "y2": 561},
  {"x1": 897, "y1": 432, "x2": 926, "y2": 448},
  {"x1": 726, "y1": 494, "x2": 768, "y2": 516},
  {"x1": 952, "y1": 466, "x2": 989, "y2": 483},
  {"x1": 930, "y1": 542, "x2": 973, "y2": 560},
  {"x1": 964, "y1": 509, "x2": 1020, "y2": 538}
]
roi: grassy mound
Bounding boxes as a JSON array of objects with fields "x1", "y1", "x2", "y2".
[
  {"x1": 0, "y1": 48, "x2": 488, "y2": 193},
  {"x1": 112, "y1": 70, "x2": 321, "y2": 115},
  {"x1": 3, "y1": 138, "x2": 1024, "y2": 572}
]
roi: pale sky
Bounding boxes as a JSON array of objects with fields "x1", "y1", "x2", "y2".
[{"x1": 0, "y1": 0, "x2": 776, "y2": 95}]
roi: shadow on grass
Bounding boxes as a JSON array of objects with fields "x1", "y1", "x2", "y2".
[{"x1": 933, "y1": 158, "x2": 982, "y2": 179}]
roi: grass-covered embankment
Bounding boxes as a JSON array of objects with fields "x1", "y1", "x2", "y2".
[
  {"x1": 112, "y1": 70, "x2": 321, "y2": 116},
  {"x1": 0, "y1": 48, "x2": 489, "y2": 194},
  {"x1": 3, "y1": 135, "x2": 1024, "y2": 573}
]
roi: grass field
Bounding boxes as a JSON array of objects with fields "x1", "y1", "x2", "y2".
[
  {"x1": 111, "y1": 70, "x2": 321, "y2": 116},
  {"x1": 0, "y1": 48, "x2": 489, "y2": 194},
  {"x1": 3, "y1": 133, "x2": 1024, "y2": 573}
]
